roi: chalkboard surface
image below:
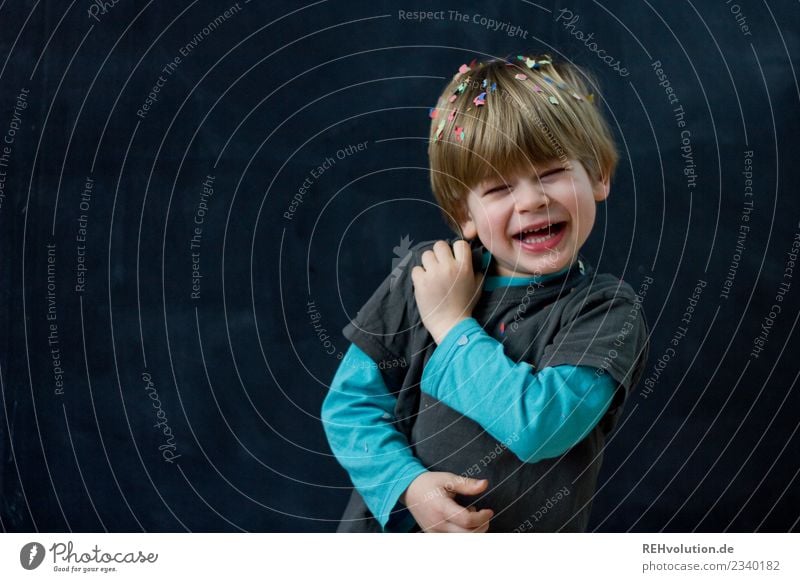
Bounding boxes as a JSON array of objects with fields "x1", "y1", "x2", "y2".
[{"x1": 1, "y1": 0, "x2": 798, "y2": 532}]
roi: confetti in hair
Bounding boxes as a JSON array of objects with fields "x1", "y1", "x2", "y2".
[
  {"x1": 429, "y1": 53, "x2": 596, "y2": 124},
  {"x1": 435, "y1": 119, "x2": 446, "y2": 140}
]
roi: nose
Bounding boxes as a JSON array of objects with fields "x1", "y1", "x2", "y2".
[{"x1": 512, "y1": 179, "x2": 549, "y2": 213}]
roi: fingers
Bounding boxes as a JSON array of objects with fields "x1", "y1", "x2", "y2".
[
  {"x1": 419, "y1": 240, "x2": 470, "y2": 274},
  {"x1": 444, "y1": 475, "x2": 489, "y2": 496},
  {"x1": 440, "y1": 521, "x2": 475, "y2": 533},
  {"x1": 452, "y1": 239, "x2": 472, "y2": 267},
  {"x1": 432, "y1": 239, "x2": 453, "y2": 263},
  {"x1": 442, "y1": 498, "x2": 493, "y2": 530},
  {"x1": 431, "y1": 516, "x2": 491, "y2": 533},
  {"x1": 454, "y1": 508, "x2": 494, "y2": 531},
  {"x1": 421, "y1": 249, "x2": 438, "y2": 272}
]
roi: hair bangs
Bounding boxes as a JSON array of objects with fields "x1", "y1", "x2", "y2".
[{"x1": 428, "y1": 54, "x2": 618, "y2": 232}]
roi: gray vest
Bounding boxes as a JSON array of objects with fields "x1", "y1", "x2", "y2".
[{"x1": 338, "y1": 237, "x2": 650, "y2": 532}]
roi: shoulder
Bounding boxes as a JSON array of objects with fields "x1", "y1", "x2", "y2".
[
  {"x1": 557, "y1": 271, "x2": 647, "y2": 329},
  {"x1": 572, "y1": 271, "x2": 640, "y2": 304}
]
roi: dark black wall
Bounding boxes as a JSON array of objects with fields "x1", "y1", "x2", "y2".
[{"x1": 1, "y1": 0, "x2": 798, "y2": 532}]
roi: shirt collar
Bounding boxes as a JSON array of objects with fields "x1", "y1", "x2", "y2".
[{"x1": 479, "y1": 249, "x2": 585, "y2": 291}]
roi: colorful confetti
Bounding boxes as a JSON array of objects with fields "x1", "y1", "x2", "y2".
[
  {"x1": 448, "y1": 94, "x2": 458, "y2": 103},
  {"x1": 454, "y1": 126, "x2": 465, "y2": 141},
  {"x1": 435, "y1": 120, "x2": 446, "y2": 140},
  {"x1": 447, "y1": 108, "x2": 457, "y2": 121},
  {"x1": 473, "y1": 92, "x2": 487, "y2": 106},
  {"x1": 525, "y1": 58, "x2": 536, "y2": 69},
  {"x1": 482, "y1": 79, "x2": 488, "y2": 89},
  {"x1": 515, "y1": 73, "x2": 527, "y2": 80},
  {"x1": 587, "y1": 93, "x2": 595, "y2": 103},
  {"x1": 571, "y1": 92, "x2": 583, "y2": 101},
  {"x1": 490, "y1": 82, "x2": 497, "y2": 93},
  {"x1": 429, "y1": 108, "x2": 438, "y2": 119},
  {"x1": 532, "y1": 84, "x2": 543, "y2": 93},
  {"x1": 548, "y1": 95, "x2": 559, "y2": 105},
  {"x1": 458, "y1": 63, "x2": 470, "y2": 75},
  {"x1": 499, "y1": 322, "x2": 506, "y2": 335}
]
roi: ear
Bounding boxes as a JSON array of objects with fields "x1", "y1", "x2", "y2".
[
  {"x1": 458, "y1": 210, "x2": 478, "y2": 240},
  {"x1": 593, "y1": 175, "x2": 611, "y2": 202}
]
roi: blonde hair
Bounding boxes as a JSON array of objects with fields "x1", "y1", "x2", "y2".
[{"x1": 427, "y1": 54, "x2": 619, "y2": 233}]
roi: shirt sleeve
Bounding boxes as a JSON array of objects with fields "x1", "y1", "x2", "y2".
[
  {"x1": 420, "y1": 318, "x2": 617, "y2": 463},
  {"x1": 321, "y1": 343, "x2": 428, "y2": 532},
  {"x1": 537, "y1": 283, "x2": 650, "y2": 434},
  {"x1": 340, "y1": 237, "x2": 480, "y2": 392}
]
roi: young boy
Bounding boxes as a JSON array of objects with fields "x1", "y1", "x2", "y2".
[{"x1": 321, "y1": 54, "x2": 650, "y2": 532}]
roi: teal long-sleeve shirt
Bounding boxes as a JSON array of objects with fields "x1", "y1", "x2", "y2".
[{"x1": 321, "y1": 262, "x2": 617, "y2": 532}]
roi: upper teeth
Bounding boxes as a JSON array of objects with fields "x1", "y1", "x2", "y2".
[{"x1": 521, "y1": 224, "x2": 552, "y2": 235}]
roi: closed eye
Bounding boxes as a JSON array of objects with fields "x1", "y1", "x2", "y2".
[
  {"x1": 483, "y1": 167, "x2": 567, "y2": 194},
  {"x1": 539, "y1": 168, "x2": 567, "y2": 180},
  {"x1": 484, "y1": 183, "x2": 511, "y2": 195}
]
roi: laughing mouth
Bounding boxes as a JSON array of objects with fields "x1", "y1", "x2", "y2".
[{"x1": 514, "y1": 221, "x2": 566, "y2": 244}]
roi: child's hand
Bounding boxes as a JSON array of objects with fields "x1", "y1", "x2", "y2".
[
  {"x1": 401, "y1": 472, "x2": 493, "y2": 533},
  {"x1": 411, "y1": 240, "x2": 484, "y2": 344}
]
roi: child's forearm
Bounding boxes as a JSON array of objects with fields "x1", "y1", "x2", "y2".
[
  {"x1": 321, "y1": 343, "x2": 428, "y2": 530},
  {"x1": 420, "y1": 318, "x2": 616, "y2": 463}
]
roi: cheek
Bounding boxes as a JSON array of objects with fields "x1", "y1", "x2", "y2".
[
  {"x1": 485, "y1": 211, "x2": 511, "y2": 234},
  {"x1": 472, "y1": 211, "x2": 507, "y2": 242},
  {"x1": 583, "y1": 200, "x2": 596, "y2": 221},
  {"x1": 575, "y1": 200, "x2": 596, "y2": 232},
  {"x1": 487, "y1": 199, "x2": 513, "y2": 220}
]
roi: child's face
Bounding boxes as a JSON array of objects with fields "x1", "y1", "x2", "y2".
[{"x1": 459, "y1": 159, "x2": 610, "y2": 277}]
